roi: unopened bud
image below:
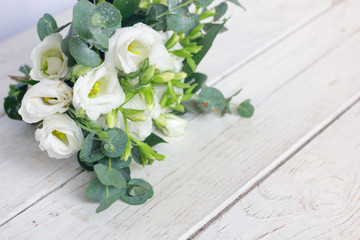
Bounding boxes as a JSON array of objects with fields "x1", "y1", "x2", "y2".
[
  {"x1": 152, "y1": 72, "x2": 176, "y2": 83},
  {"x1": 106, "y1": 109, "x2": 118, "y2": 128},
  {"x1": 199, "y1": 9, "x2": 216, "y2": 20},
  {"x1": 165, "y1": 33, "x2": 180, "y2": 50},
  {"x1": 173, "y1": 72, "x2": 187, "y2": 80},
  {"x1": 140, "y1": 65, "x2": 156, "y2": 85}
]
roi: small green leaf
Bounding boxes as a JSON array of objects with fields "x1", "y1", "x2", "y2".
[
  {"x1": 61, "y1": 37, "x2": 76, "y2": 67},
  {"x1": 73, "y1": 0, "x2": 95, "y2": 39},
  {"x1": 94, "y1": 163, "x2": 127, "y2": 189},
  {"x1": 119, "y1": 179, "x2": 154, "y2": 205},
  {"x1": 214, "y1": 2, "x2": 228, "y2": 21},
  {"x1": 19, "y1": 65, "x2": 31, "y2": 78},
  {"x1": 37, "y1": 13, "x2": 58, "y2": 41},
  {"x1": 228, "y1": 0, "x2": 246, "y2": 10},
  {"x1": 4, "y1": 83, "x2": 28, "y2": 120},
  {"x1": 96, "y1": 195, "x2": 117, "y2": 213},
  {"x1": 194, "y1": 0, "x2": 214, "y2": 7},
  {"x1": 77, "y1": 152, "x2": 95, "y2": 171},
  {"x1": 166, "y1": 8, "x2": 194, "y2": 33},
  {"x1": 54, "y1": 22, "x2": 71, "y2": 33},
  {"x1": 198, "y1": 87, "x2": 226, "y2": 113},
  {"x1": 87, "y1": 177, "x2": 121, "y2": 202},
  {"x1": 93, "y1": 2, "x2": 122, "y2": 29},
  {"x1": 69, "y1": 37, "x2": 102, "y2": 67},
  {"x1": 80, "y1": 133, "x2": 105, "y2": 163},
  {"x1": 237, "y1": 99, "x2": 254, "y2": 118},
  {"x1": 113, "y1": 0, "x2": 140, "y2": 20},
  {"x1": 101, "y1": 128, "x2": 128, "y2": 158},
  {"x1": 143, "y1": 133, "x2": 167, "y2": 147},
  {"x1": 88, "y1": 25, "x2": 109, "y2": 50}
]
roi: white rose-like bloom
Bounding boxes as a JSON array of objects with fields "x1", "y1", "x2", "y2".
[
  {"x1": 73, "y1": 65, "x2": 125, "y2": 121},
  {"x1": 30, "y1": 33, "x2": 68, "y2": 81},
  {"x1": 157, "y1": 113, "x2": 189, "y2": 137},
  {"x1": 35, "y1": 113, "x2": 84, "y2": 159},
  {"x1": 18, "y1": 80, "x2": 72, "y2": 123},
  {"x1": 105, "y1": 23, "x2": 169, "y2": 74}
]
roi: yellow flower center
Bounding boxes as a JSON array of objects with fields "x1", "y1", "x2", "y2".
[
  {"x1": 88, "y1": 82, "x2": 102, "y2": 98},
  {"x1": 128, "y1": 44, "x2": 139, "y2": 55},
  {"x1": 52, "y1": 130, "x2": 66, "y2": 139},
  {"x1": 43, "y1": 97, "x2": 56, "y2": 103}
]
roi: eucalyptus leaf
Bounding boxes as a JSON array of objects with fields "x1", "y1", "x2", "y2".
[
  {"x1": 96, "y1": 195, "x2": 117, "y2": 213},
  {"x1": 119, "y1": 179, "x2": 154, "y2": 205},
  {"x1": 93, "y1": 2, "x2": 122, "y2": 29},
  {"x1": 143, "y1": 133, "x2": 167, "y2": 147},
  {"x1": 194, "y1": 0, "x2": 214, "y2": 7},
  {"x1": 77, "y1": 152, "x2": 95, "y2": 171},
  {"x1": 166, "y1": 7, "x2": 194, "y2": 33},
  {"x1": 69, "y1": 37, "x2": 102, "y2": 67},
  {"x1": 198, "y1": 87, "x2": 226, "y2": 113},
  {"x1": 113, "y1": 0, "x2": 140, "y2": 20},
  {"x1": 214, "y1": 2, "x2": 228, "y2": 21},
  {"x1": 94, "y1": 163, "x2": 127, "y2": 189},
  {"x1": 86, "y1": 177, "x2": 121, "y2": 202},
  {"x1": 88, "y1": 25, "x2": 109, "y2": 50},
  {"x1": 73, "y1": 0, "x2": 95, "y2": 39},
  {"x1": 37, "y1": 13, "x2": 58, "y2": 41},
  {"x1": 147, "y1": 4, "x2": 168, "y2": 31},
  {"x1": 61, "y1": 37, "x2": 76, "y2": 67},
  {"x1": 101, "y1": 128, "x2": 128, "y2": 158},
  {"x1": 80, "y1": 133, "x2": 105, "y2": 163},
  {"x1": 237, "y1": 99, "x2": 254, "y2": 118}
]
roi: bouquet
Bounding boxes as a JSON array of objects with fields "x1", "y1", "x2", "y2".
[{"x1": 4, "y1": 0, "x2": 254, "y2": 213}]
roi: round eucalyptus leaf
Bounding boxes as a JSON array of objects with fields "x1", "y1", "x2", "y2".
[
  {"x1": 73, "y1": 0, "x2": 95, "y2": 39},
  {"x1": 198, "y1": 87, "x2": 226, "y2": 113},
  {"x1": 119, "y1": 179, "x2": 154, "y2": 205},
  {"x1": 101, "y1": 128, "x2": 127, "y2": 158},
  {"x1": 69, "y1": 37, "x2": 102, "y2": 67},
  {"x1": 94, "y1": 2, "x2": 122, "y2": 29},
  {"x1": 86, "y1": 177, "x2": 122, "y2": 203}
]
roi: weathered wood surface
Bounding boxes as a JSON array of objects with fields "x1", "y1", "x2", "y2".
[
  {"x1": 195, "y1": 96, "x2": 360, "y2": 240},
  {"x1": 0, "y1": 0, "x2": 334, "y2": 226},
  {"x1": 1, "y1": 0, "x2": 360, "y2": 239}
]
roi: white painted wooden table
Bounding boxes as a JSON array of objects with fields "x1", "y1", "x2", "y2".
[{"x1": 1, "y1": 0, "x2": 360, "y2": 239}]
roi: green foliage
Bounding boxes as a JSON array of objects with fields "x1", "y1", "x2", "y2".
[
  {"x1": 94, "y1": 163, "x2": 127, "y2": 189},
  {"x1": 237, "y1": 99, "x2": 254, "y2": 118},
  {"x1": 119, "y1": 179, "x2": 154, "y2": 205},
  {"x1": 184, "y1": 72, "x2": 207, "y2": 93},
  {"x1": 147, "y1": 4, "x2": 168, "y2": 31},
  {"x1": 194, "y1": 0, "x2": 214, "y2": 7},
  {"x1": 93, "y1": 2, "x2": 122, "y2": 28},
  {"x1": 19, "y1": 65, "x2": 31, "y2": 78},
  {"x1": 69, "y1": 37, "x2": 102, "y2": 67},
  {"x1": 198, "y1": 87, "x2": 226, "y2": 113},
  {"x1": 166, "y1": 9, "x2": 194, "y2": 33},
  {"x1": 73, "y1": 0, "x2": 95, "y2": 39},
  {"x1": 61, "y1": 37, "x2": 76, "y2": 67},
  {"x1": 143, "y1": 133, "x2": 167, "y2": 147},
  {"x1": 80, "y1": 133, "x2": 105, "y2": 163},
  {"x1": 113, "y1": 0, "x2": 141, "y2": 19},
  {"x1": 37, "y1": 14, "x2": 58, "y2": 41},
  {"x1": 214, "y1": 2, "x2": 228, "y2": 21},
  {"x1": 4, "y1": 83, "x2": 28, "y2": 120},
  {"x1": 101, "y1": 128, "x2": 128, "y2": 158}
]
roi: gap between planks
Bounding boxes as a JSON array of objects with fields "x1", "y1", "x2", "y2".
[
  {"x1": 0, "y1": 1, "x2": 337, "y2": 226},
  {"x1": 182, "y1": 91, "x2": 360, "y2": 240}
]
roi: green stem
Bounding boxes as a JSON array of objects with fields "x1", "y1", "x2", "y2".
[
  {"x1": 105, "y1": 185, "x2": 109, "y2": 197},
  {"x1": 109, "y1": 157, "x2": 112, "y2": 172}
]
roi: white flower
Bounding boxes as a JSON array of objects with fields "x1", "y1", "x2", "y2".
[
  {"x1": 117, "y1": 95, "x2": 156, "y2": 141},
  {"x1": 105, "y1": 23, "x2": 169, "y2": 74},
  {"x1": 155, "y1": 113, "x2": 188, "y2": 137},
  {"x1": 72, "y1": 65, "x2": 125, "y2": 121},
  {"x1": 35, "y1": 113, "x2": 84, "y2": 159},
  {"x1": 18, "y1": 80, "x2": 72, "y2": 123},
  {"x1": 30, "y1": 33, "x2": 68, "y2": 81}
]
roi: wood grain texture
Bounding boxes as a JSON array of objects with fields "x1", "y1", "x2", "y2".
[
  {"x1": 195, "y1": 96, "x2": 360, "y2": 240},
  {"x1": 0, "y1": 0, "x2": 333, "y2": 226},
  {"x1": 1, "y1": 0, "x2": 360, "y2": 239}
]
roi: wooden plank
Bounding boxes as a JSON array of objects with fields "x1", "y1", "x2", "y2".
[
  {"x1": 1, "y1": 0, "x2": 360, "y2": 238},
  {"x1": 194, "y1": 96, "x2": 360, "y2": 240},
  {"x1": 0, "y1": 0, "x2": 333, "y2": 225}
]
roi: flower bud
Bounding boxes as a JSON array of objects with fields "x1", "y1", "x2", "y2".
[
  {"x1": 173, "y1": 72, "x2": 187, "y2": 80},
  {"x1": 106, "y1": 109, "x2": 118, "y2": 128},
  {"x1": 140, "y1": 65, "x2": 156, "y2": 85},
  {"x1": 152, "y1": 72, "x2": 175, "y2": 83},
  {"x1": 154, "y1": 113, "x2": 188, "y2": 137},
  {"x1": 199, "y1": 9, "x2": 216, "y2": 20},
  {"x1": 140, "y1": 86, "x2": 155, "y2": 112},
  {"x1": 165, "y1": 33, "x2": 180, "y2": 50}
]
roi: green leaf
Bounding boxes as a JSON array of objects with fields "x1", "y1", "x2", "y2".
[
  {"x1": 228, "y1": 0, "x2": 246, "y2": 10},
  {"x1": 54, "y1": 22, "x2": 71, "y2": 33},
  {"x1": 96, "y1": 195, "x2": 117, "y2": 213},
  {"x1": 99, "y1": 157, "x2": 131, "y2": 171},
  {"x1": 101, "y1": 128, "x2": 128, "y2": 158},
  {"x1": 37, "y1": 13, "x2": 58, "y2": 41},
  {"x1": 73, "y1": 0, "x2": 95, "y2": 39},
  {"x1": 194, "y1": 0, "x2": 214, "y2": 7},
  {"x1": 113, "y1": 0, "x2": 140, "y2": 20},
  {"x1": 147, "y1": 4, "x2": 168, "y2": 31},
  {"x1": 119, "y1": 179, "x2": 154, "y2": 205},
  {"x1": 61, "y1": 37, "x2": 76, "y2": 67},
  {"x1": 198, "y1": 87, "x2": 226, "y2": 113},
  {"x1": 88, "y1": 25, "x2": 109, "y2": 50},
  {"x1": 77, "y1": 152, "x2": 95, "y2": 171},
  {"x1": 86, "y1": 177, "x2": 121, "y2": 202},
  {"x1": 166, "y1": 8, "x2": 194, "y2": 33},
  {"x1": 214, "y1": 2, "x2": 228, "y2": 21},
  {"x1": 69, "y1": 37, "x2": 102, "y2": 67},
  {"x1": 80, "y1": 133, "x2": 105, "y2": 163},
  {"x1": 4, "y1": 83, "x2": 28, "y2": 120},
  {"x1": 143, "y1": 133, "x2": 167, "y2": 147},
  {"x1": 19, "y1": 65, "x2": 31, "y2": 78},
  {"x1": 94, "y1": 163, "x2": 127, "y2": 189},
  {"x1": 183, "y1": 22, "x2": 225, "y2": 74},
  {"x1": 184, "y1": 72, "x2": 207, "y2": 93},
  {"x1": 237, "y1": 99, "x2": 254, "y2": 118},
  {"x1": 93, "y1": 2, "x2": 122, "y2": 29}
]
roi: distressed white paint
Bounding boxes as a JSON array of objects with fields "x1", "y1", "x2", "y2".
[
  {"x1": 0, "y1": 0, "x2": 334, "y2": 227},
  {"x1": 195, "y1": 100, "x2": 360, "y2": 240},
  {"x1": 1, "y1": 0, "x2": 360, "y2": 239}
]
